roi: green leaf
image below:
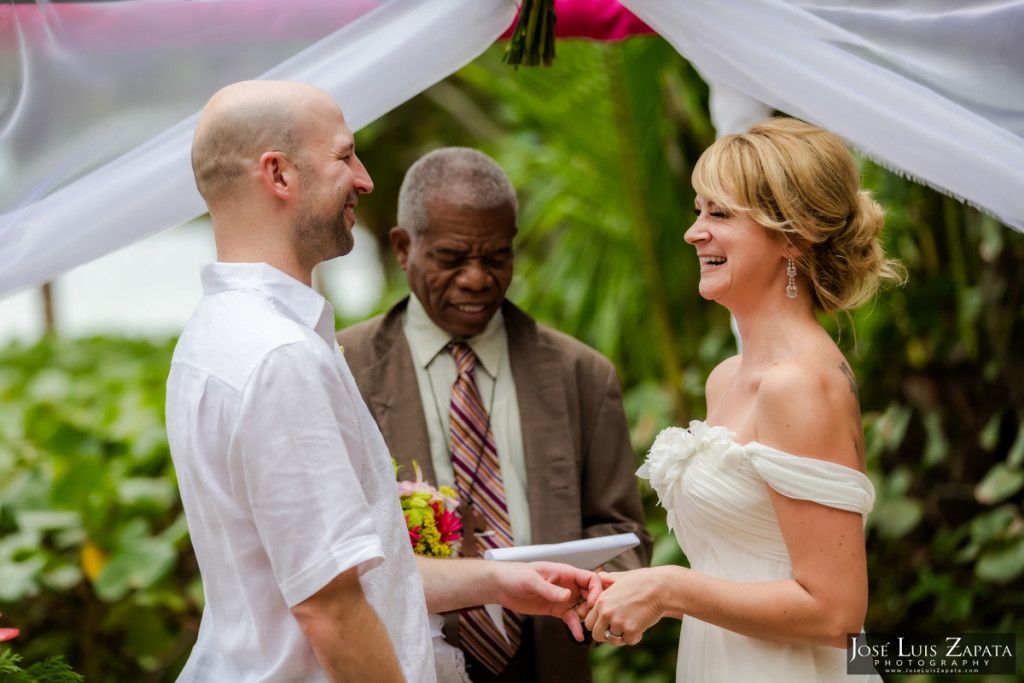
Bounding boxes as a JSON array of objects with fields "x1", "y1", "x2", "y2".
[
  {"x1": 158, "y1": 513, "x2": 191, "y2": 547},
  {"x1": 975, "y1": 463, "x2": 1024, "y2": 505},
  {"x1": 869, "y1": 497, "x2": 924, "y2": 540},
  {"x1": 42, "y1": 565, "x2": 84, "y2": 592},
  {"x1": 102, "y1": 602, "x2": 178, "y2": 670},
  {"x1": 14, "y1": 510, "x2": 81, "y2": 533},
  {"x1": 1006, "y1": 426, "x2": 1024, "y2": 469},
  {"x1": 978, "y1": 411, "x2": 1002, "y2": 451},
  {"x1": 0, "y1": 532, "x2": 46, "y2": 602},
  {"x1": 976, "y1": 537, "x2": 1024, "y2": 584},
  {"x1": 922, "y1": 411, "x2": 948, "y2": 467},
  {"x1": 91, "y1": 518, "x2": 178, "y2": 601},
  {"x1": 93, "y1": 536, "x2": 177, "y2": 602},
  {"x1": 968, "y1": 506, "x2": 1019, "y2": 545},
  {"x1": 24, "y1": 368, "x2": 72, "y2": 403},
  {"x1": 863, "y1": 403, "x2": 912, "y2": 459},
  {"x1": 650, "y1": 528, "x2": 687, "y2": 568},
  {"x1": 117, "y1": 477, "x2": 177, "y2": 509},
  {"x1": 51, "y1": 454, "x2": 107, "y2": 512}
]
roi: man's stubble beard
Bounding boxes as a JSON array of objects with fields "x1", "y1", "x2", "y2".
[{"x1": 296, "y1": 197, "x2": 354, "y2": 263}]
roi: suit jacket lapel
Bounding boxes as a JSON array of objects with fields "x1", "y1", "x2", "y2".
[
  {"x1": 355, "y1": 298, "x2": 438, "y2": 485},
  {"x1": 504, "y1": 302, "x2": 580, "y2": 545}
]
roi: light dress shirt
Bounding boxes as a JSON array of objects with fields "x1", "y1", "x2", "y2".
[
  {"x1": 166, "y1": 262, "x2": 433, "y2": 682},
  {"x1": 403, "y1": 293, "x2": 531, "y2": 546}
]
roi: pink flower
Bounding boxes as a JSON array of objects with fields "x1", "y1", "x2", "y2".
[
  {"x1": 396, "y1": 479, "x2": 433, "y2": 498},
  {"x1": 0, "y1": 612, "x2": 19, "y2": 642},
  {"x1": 396, "y1": 462, "x2": 459, "y2": 507}
]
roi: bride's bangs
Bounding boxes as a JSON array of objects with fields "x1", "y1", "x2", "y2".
[{"x1": 692, "y1": 139, "x2": 749, "y2": 216}]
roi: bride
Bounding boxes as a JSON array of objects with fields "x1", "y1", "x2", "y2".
[{"x1": 582, "y1": 118, "x2": 903, "y2": 681}]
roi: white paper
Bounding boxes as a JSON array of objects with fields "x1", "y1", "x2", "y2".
[{"x1": 483, "y1": 532, "x2": 641, "y2": 570}]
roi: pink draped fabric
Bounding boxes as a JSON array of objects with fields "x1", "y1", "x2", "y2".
[
  {"x1": 500, "y1": 0, "x2": 654, "y2": 41},
  {"x1": 0, "y1": 1, "x2": 381, "y2": 51},
  {"x1": 0, "y1": 0, "x2": 651, "y2": 55}
]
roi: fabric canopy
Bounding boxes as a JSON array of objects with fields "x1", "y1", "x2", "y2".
[
  {"x1": 2, "y1": 0, "x2": 1022, "y2": 298},
  {"x1": 623, "y1": 0, "x2": 1024, "y2": 223},
  {"x1": 0, "y1": 0, "x2": 516, "y2": 298}
]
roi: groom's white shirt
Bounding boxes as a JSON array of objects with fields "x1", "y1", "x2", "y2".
[{"x1": 166, "y1": 262, "x2": 434, "y2": 682}]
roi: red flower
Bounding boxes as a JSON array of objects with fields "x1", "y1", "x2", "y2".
[
  {"x1": 0, "y1": 612, "x2": 18, "y2": 642},
  {"x1": 405, "y1": 514, "x2": 422, "y2": 545},
  {"x1": 431, "y1": 501, "x2": 463, "y2": 544}
]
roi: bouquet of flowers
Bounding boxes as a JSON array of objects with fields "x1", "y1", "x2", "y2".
[
  {"x1": 395, "y1": 461, "x2": 462, "y2": 558},
  {"x1": 394, "y1": 463, "x2": 472, "y2": 682}
]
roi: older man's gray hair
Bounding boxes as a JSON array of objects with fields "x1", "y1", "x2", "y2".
[{"x1": 397, "y1": 147, "x2": 519, "y2": 233}]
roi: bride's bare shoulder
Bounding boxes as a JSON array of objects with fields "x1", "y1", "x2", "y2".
[{"x1": 754, "y1": 349, "x2": 862, "y2": 467}]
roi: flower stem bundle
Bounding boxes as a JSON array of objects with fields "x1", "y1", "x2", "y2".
[{"x1": 503, "y1": 0, "x2": 556, "y2": 68}]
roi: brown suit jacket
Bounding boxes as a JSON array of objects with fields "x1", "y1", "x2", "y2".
[{"x1": 337, "y1": 297, "x2": 652, "y2": 682}]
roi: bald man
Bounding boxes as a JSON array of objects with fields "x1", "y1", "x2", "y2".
[{"x1": 166, "y1": 81, "x2": 598, "y2": 683}]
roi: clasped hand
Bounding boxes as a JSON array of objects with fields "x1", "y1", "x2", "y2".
[
  {"x1": 575, "y1": 569, "x2": 666, "y2": 646},
  {"x1": 493, "y1": 561, "x2": 605, "y2": 642}
]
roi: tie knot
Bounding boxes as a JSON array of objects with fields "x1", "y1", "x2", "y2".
[{"x1": 446, "y1": 341, "x2": 476, "y2": 375}]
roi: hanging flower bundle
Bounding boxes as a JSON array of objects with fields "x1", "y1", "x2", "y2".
[{"x1": 503, "y1": 0, "x2": 556, "y2": 68}]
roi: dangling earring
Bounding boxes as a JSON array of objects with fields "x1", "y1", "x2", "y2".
[{"x1": 786, "y1": 255, "x2": 798, "y2": 299}]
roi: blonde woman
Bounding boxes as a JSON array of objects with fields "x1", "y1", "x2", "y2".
[{"x1": 582, "y1": 118, "x2": 904, "y2": 681}]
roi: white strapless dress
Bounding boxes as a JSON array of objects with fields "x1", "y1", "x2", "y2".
[{"x1": 637, "y1": 420, "x2": 880, "y2": 682}]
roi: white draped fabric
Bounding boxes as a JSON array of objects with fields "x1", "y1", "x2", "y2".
[
  {"x1": 0, "y1": 0, "x2": 516, "y2": 297},
  {"x1": 622, "y1": 0, "x2": 1024, "y2": 223},
  {"x1": 2, "y1": 0, "x2": 1023, "y2": 298}
]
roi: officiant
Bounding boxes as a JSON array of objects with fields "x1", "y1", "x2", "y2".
[{"x1": 337, "y1": 147, "x2": 651, "y2": 682}]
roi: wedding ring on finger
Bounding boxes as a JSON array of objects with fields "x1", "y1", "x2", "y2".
[{"x1": 604, "y1": 629, "x2": 623, "y2": 640}]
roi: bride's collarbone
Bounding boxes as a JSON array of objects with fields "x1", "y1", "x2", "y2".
[
  {"x1": 704, "y1": 393, "x2": 757, "y2": 441},
  {"x1": 707, "y1": 364, "x2": 787, "y2": 440}
]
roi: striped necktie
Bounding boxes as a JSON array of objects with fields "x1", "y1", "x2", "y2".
[{"x1": 447, "y1": 341, "x2": 521, "y2": 674}]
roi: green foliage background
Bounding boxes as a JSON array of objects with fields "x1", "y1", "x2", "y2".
[{"x1": 1, "y1": 37, "x2": 1022, "y2": 681}]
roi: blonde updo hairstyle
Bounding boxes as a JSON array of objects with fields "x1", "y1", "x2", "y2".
[{"x1": 692, "y1": 117, "x2": 904, "y2": 313}]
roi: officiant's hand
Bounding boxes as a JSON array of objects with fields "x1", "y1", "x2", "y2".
[
  {"x1": 584, "y1": 569, "x2": 665, "y2": 646},
  {"x1": 492, "y1": 561, "x2": 603, "y2": 642}
]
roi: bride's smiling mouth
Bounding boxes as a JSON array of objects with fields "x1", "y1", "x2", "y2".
[{"x1": 699, "y1": 256, "x2": 727, "y2": 269}]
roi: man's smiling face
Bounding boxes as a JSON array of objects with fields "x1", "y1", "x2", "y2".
[{"x1": 393, "y1": 197, "x2": 517, "y2": 339}]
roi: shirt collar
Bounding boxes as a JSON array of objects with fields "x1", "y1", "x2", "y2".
[
  {"x1": 405, "y1": 293, "x2": 505, "y2": 378},
  {"x1": 201, "y1": 262, "x2": 337, "y2": 347}
]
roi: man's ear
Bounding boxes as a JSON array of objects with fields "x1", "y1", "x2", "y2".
[
  {"x1": 389, "y1": 226, "x2": 411, "y2": 270},
  {"x1": 258, "y1": 151, "x2": 295, "y2": 199}
]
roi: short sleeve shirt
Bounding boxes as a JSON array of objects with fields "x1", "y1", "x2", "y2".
[{"x1": 166, "y1": 262, "x2": 433, "y2": 682}]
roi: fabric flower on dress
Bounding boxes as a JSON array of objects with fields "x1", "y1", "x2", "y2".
[
  {"x1": 637, "y1": 421, "x2": 744, "y2": 513},
  {"x1": 637, "y1": 425, "x2": 693, "y2": 493}
]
